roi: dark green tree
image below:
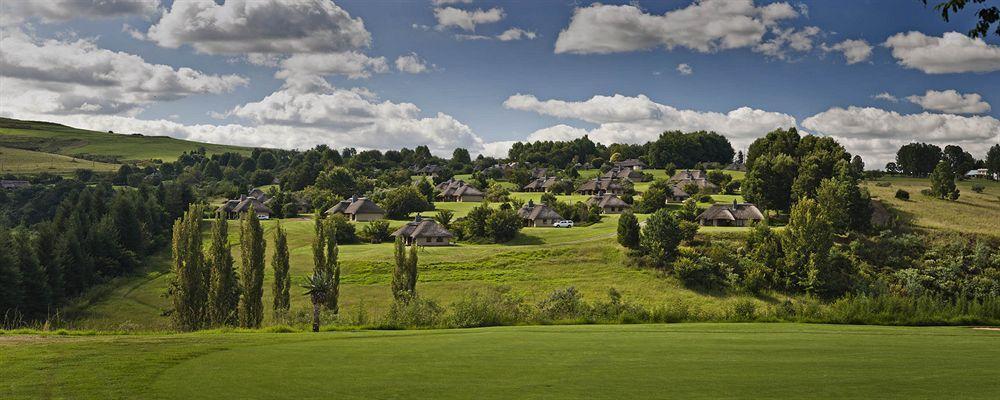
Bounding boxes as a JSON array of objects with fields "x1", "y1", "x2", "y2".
[
  {"x1": 391, "y1": 236, "x2": 418, "y2": 301},
  {"x1": 323, "y1": 218, "x2": 341, "y2": 312},
  {"x1": 987, "y1": 144, "x2": 1000, "y2": 179},
  {"x1": 272, "y1": 220, "x2": 290, "y2": 316},
  {"x1": 617, "y1": 211, "x2": 641, "y2": 249},
  {"x1": 640, "y1": 209, "x2": 684, "y2": 265},
  {"x1": 238, "y1": 206, "x2": 266, "y2": 328},
  {"x1": 170, "y1": 204, "x2": 207, "y2": 331},
  {"x1": 781, "y1": 198, "x2": 834, "y2": 292},
  {"x1": 207, "y1": 217, "x2": 239, "y2": 326},
  {"x1": 929, "y1": 160, "x2": 959, "y2": 200}
]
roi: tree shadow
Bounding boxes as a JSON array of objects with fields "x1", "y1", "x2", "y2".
[{"x1": 500, "y1": 233, "x2": 545, "y2": 246}]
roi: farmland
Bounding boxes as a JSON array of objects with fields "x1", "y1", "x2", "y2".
[
  {"x1": 3, "y1": 323, "x2": 999, "y2": 399},
  {"x1": 0, "y1": 146, "x2": 118, "y2": 174}
]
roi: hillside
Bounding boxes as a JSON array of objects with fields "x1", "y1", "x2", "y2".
[
  {"x1": 0, "y1": 117, "x2": 254, "y2": 163},
  {"x1": 0, "y1": 146, "x2": 119, "y2": 174},
  {"x1": 865, "y1": 176, "x2": 1000, "y2": 237}
]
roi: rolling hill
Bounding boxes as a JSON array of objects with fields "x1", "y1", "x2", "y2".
[
  {"x1": 0, "y1": 146, "x2": 119, "y2": 174},
  {"x1": 0, "y1": 117, "x2": 254, "y2": 164}
]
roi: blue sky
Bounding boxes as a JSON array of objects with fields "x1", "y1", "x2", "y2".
[{"x1": 1, "y1": 0, "x2": 998, "y2": 167}]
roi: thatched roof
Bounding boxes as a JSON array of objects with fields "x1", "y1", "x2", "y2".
[
  {"x1": 587, "y1": 194, "x2": 631, "y2": 208},
  {"x1": 576, "y1": 178, "x2": 622, "y2": 193},
  {"x1": 670, "y1": 185, "x2": 690, "y2": 198},
  {"x1": 326, "y1": 196, "x2": 385, "y2": 216},
  {"x1": 231, "y1": 196, "x2": 272, "y2": 214},
  {"x1": 522, "y1": 176, "x2": 560, "y2": 191},
  {"x1": 517, "y1": 202, "x2": 563, "y2": 221},
  {"x1": 614, "y1": 159, "x2": 647, "y2": 168},
  {"x1": 392, "y1": 216, "x2": 453, "y2": 238},
  {"x1": 696, "y1": 202, "x2": 763, "y2": 222},
  {"x1": 670, "y1": 169, "x2": 706, "y2": 181},
  {"x1": 437, "y1": 179, "x2": 483, "y2": 197},
  {"x1": 601, "y1": 167, "x2": 645, "y2": 181}
]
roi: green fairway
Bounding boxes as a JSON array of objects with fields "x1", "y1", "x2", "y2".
[
  {"x1": 2, "y1": 323, "x2": 998, "y2": 399},
  {"x1": 0, "y1": 146, "x2": 118, "y2": 174},
  {"x1": 0, "y1": 118, "x2": 252, "y2": 162},
  {"x1": 865, "y1": 176, "x2": 1000, "y2": 237}
]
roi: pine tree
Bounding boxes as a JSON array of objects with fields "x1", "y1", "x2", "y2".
[
  {"x1": 0, "y1": 231, "x2": 24, "y2": 319},
  {"x1": 929, "y1": 160, "x2": 958, "y2": 200},
  {"x1": 207, "y1": 217, "x2": 239, "y2": 326},
  {"x1": 170, "y1": 204, "x2": 207, "y2": 331},
  {"x1": 617, "y1": 211, "x2": 641, "y2": 249},
  {"x1": 311, "y1": 214, "x2": 326, "y2": 276},
  {"x1": 323, "y1": 219, "x2": 341, "y2": 312},
  {"x1": 271, "y1": 220, "x2": 290, "y2": 316},
  {"x1": 391, "y1": 236, "x2": 418, "y2": 302},
  {"x1": 238, "y1": 206, "x2": 266, "y2": 328}
]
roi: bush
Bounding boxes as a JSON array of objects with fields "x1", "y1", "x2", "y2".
[
  {"x1": 378, "y1": 296, "x2": 444, "y2": 329},
  {"x1": 731, "y1": 299, "x2": 757, "y2": 321},
  {"x1": 673, "y1": 256, "x2": 729, "y2": 290},
  {"x1": 449, "y1": 286, "x2": 527, "y2": 328},
  {"x1": 326, "y1": 214, "x2": 358, "y2": 244},
  {"x1": 698, "y1": 194, "x2": 713, "y2": 203},
  {"x1": 617, "y1": 211, "x2": 640, "y2": 249},
  {"x1": 875, "y1": 181, "x2": 892, "y2": 187},
  {"x1": 895, "y1": 189, "x2": 910, "y2": 200},
  {"x1": 971, "y1": 184, "x2": 985, "y2": 193},
  {"x1": 919, "y1": 188, "x2": 933, "y2": 197},
  {"x1": 485, "y1": 208, "x2": 521, "y2": 243},
  {"x1": 360, "y1": 220, "x2": 392, "y2": 244},
  {"x1": 536, "y1": 287, "x2": 589, "y2": 321}
]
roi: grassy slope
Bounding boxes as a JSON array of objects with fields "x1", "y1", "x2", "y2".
[
  {"x1": 0, "y1": 117, "x2": 252, "y2": 162},
  {"x1": 3, "y1": 323, "x2": 1000, "y2": 399},
  {"x1": 865, "y1": 176, "x2": 1000, "y2": 237},
  {"x1": 0, "y1": 146, "x2": 118, "y2": 174}
]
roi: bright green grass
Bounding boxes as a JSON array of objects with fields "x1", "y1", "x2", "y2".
[
  {"x1": 0, "y1": 146, "x2": 118, "y2": 174},
  {"x1": 0, "y1": 117, "x2": 252, "y2": 162},
  {"x1": 2, "y1": 323, "x2": 999, "y2": 399},
  {"x1": 865, "y1": 176, "x2": 1000, "y2": 237}
]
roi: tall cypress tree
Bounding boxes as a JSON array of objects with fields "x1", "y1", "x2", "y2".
[
  {"x1": 391, "y1": 237, "x2": 418, "y2": 302},
  {"x1": 170, "y1": 204, "x2": 207, "y2": 331},
  {"x1": 0, "y1": 231, "x2": 24, "y2": 319},
  {"x1": 311, "y1": 214, "x2": 326, "y2": 276},
  {"x1": 271, "y1": 220, "x2": 290, "y2": 316},
  {"x1": 207, "y1": 217, "x2": 239, "y2": 326},
  {"x1": 323, "y1": 219, "x2": 340, "y2": 312},
  {"x1": 238, "y1": 206, "x2": 266, "y2": 328}
]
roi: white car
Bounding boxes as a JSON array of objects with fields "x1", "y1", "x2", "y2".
[{"x1": 553, "y1": 220, "x2": 574, "y2": 228}]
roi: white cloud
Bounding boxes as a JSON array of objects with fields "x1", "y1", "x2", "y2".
[
  {"x1": 554, "y1": 0, "x2": 799, "y2": 55},
  {"x1": 480, "y1": 140, "x2": 518, "y2": 158},
  {"x1": 434, "y1": 7, "x2": 504, "y2": 31},
  {"x1": 754, "y1": 26, "x2": 820, "y2": 60},
  {"x1": 1, "y1": 0, "x2": 159, "y2": 24},
  {"x1": 146, "y1": 0, "x2": 371, "y2": 55},
  {"x1": 803, "y1": 106, "x2": 1000, "y2": 167},
  {"x1": 872, "y1": 92, "x2": 898, "y2": 102},
  {"x1": 274, "y1": 52, "x2": 388, "y2": 91},
  {"x1": 0, "y1": 29, "x2": 246, "y2": 115},
  {"x1": 526, "y1": 124, "x2": 591, "y2": 142},
  {"x1": 455, "y1": 34, "x2": 492, "y2": 41},
  {"x1": 677, "y1": 63, "x2": 693, "y2": 75},
  {"x1": 821, "y1": 39, "x2": 872, "y2": 64},
  {"x1": 906, "y1": 90, "x2": 991, "y2": 114},
  {"x1": 884, "y1": 31, "x2": 1000, "y2": 74},
  {"x1": 395, "y1": 53, "x2": 431, "y2": 74},
  {"x1": 432, "y1": 0, "x2": 473, "y2": 5},
  {"x1": 504, "y1": 93, "x2": 797, "y2": 151},
  {"x1": 497, "y1": 28, "x2": 537, "y2": 41}
]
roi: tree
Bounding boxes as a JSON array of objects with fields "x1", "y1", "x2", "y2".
[
  {"x1": 850, "y1": 155, "x2": 865, "y2": 176},
  {"x1": 323, "y1": 218, "x2": 341, "y2": 312},
  {"x1": 617, "y1": 211, "x2": 640, "y2": 249},
  {"x1": 379, "y1": 186, "x2": 433, "y2": 219},
  {"x1": 943, "y1": 145, "x2": 976, "y2": 176},
  {"x1": 929, "y1": 160, "x2": 959, "y2": 200},
  {"x1": 816, "y1": 177, "x2": 871, "y2": 234},
  {"x1": 987, "y1": 144, "x2": 1000, "y2": 179},
  {"x1": 674, "y1": 198, "x2": 700, "y2": 221},
  {"x1": 452, "y1": 147, "x2": 471, "y2": 164},
  {"x1": 301, "y1": 271, "x2": 334, "y2": 332},
  {"x1": 434, "y1": 209, "x2": 454, "y2": 229},
  {"x1": 743, "y1": 153, "x2": 796, "y2": 212},
  {"x1": 781, "y1": 198, "x2": 834, "y2": 292},
  {"x1": 272, "y1": 221, "x2": 290, "y2": 316},
  {"x1": 171, "y1": 204, "x2": 207, "y2": 331},
  {"x1": 11, "y1": 230, "x2": 48, "y2": 318},
  {"x1": 391, "y1": 236, "x2": 418, "y2": 301},
  {"x1": 640, "y1": 209, "x2": 684, "y2": 265},
  {"x1": 416, "y1": 178, "x2": 435, "y2": 203},
  {"x1": 313, "y1": 167, "x2": 358, "y2": 199},
  {"x1": 486, "y1": 208, "x2": 521, "y2": 243},
  {"x1": 922, "y1": 0, "x2": 999, "y2": 38},
  {"x1": 207, "y1": 217, "x2": 239, "y2": 326},
  {"x1": 896, "y1": 142, "x2": 941, "y2": 176},
  {"x1": 238, "y1": 206, "x2": 266, "y2": 328},
  {"x1": 0, "y1": 231, "x2": 23, "y2": 316}
]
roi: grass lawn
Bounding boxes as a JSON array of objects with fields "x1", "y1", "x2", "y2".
[
  {"x1": 0, "y1": 146, "x2": 118, "y2": 174},
  {"x1": 0, "y1": 117, "x2": 252, "y2": 162},
  {"x1": 865, "y1": 176, "x2": 1000, "y2": 237},
  {"x1": 3, "y1": 323, "x2": 999, "y2": 399}
]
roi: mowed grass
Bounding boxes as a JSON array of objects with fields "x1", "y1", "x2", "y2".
[
  {"x1": 865, "y1": 176, "x2": 1000, "y2": 237},
  {"x1": 3, "y1": 323, "x2": 999, "y2": 399},
  {"x1": 0, "y1": 117, "x2": 252, "y2": 162},
  {"x1": 0, "y1": 146, "x2": 118, "y2": 174}
]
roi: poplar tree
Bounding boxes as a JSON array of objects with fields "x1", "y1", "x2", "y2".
[
  {"x1": 323, "y1": 219, "x2": 341, "y2": 312},
  {"x1": 171, "y1": 204, "x2": 207, "y2": 331},
  {"x1": 311, "y1": 214, "x2": 326, "y2": 276},
  {"x1": 207, "y1": 216, "x2": 238, "y2": 326},
  {"x1": 272, "y1": 220, "x2": 290, "y2": 315},
  {"x1": 391, "y1": 236, "x2": 418, "y2": 302},
  {"x1": 238, "y1": 206, "x2": 266, "y2": 328}
]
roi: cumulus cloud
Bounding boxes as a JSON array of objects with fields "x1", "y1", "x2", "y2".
[
  {"x1": 754, "y1": 26, "x2": 820, "y2": 60},
  {"x1": 677, "y1": 63, "x2": 693, "y2": 75},
  {"x1": 906, "y1": 90, "x2": 991, "y2": 114},
  {"x1": 1, "y1": 0, "x2": 159, "y2": 24},
  {"x1": 872, "y1": 92, "x2": 899, "y2": 102},
  {"x1": 821, "y1": 39, "x2": 872, "y2": 64},
  {"x1": 884, "y1": 31, "x2": 1000, "y2": 74},
  {"x1": 554, "y1": 0, "x2": 800, "y2": 55},
  {"x1": 432, "y1": 0, "x2": 473, "y2": 5},
  {"x1": 395, "y1": 53, "x2": 431, "y2": 73},
  {"x1": 274, "y1": 52, "x2": 388, "y2": 91},
  {"x1": 497, "y1": 28, "x2": 537, "y2": 41},
  {"x1": 146, "y1": 0, "x2": 371, "y2": 55},
  {"x1": 503, "y1": 93, "x2": 797, "y2": 151},
  {"x1": 526, "y1": 124, "x2": 592, "y2": 142},
  {"x1": 0, "y1": 29, "x2": 246, "y2": 115},
  {"x1": 434, "y1": 7, "x2": 504, "y2": 31},
  {"x1": 803, "y1": 106, "x2": 1000, "y2": 167}
]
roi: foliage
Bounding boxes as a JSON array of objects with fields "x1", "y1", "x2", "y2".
[
  {"x1": 971, "y1": 184, "x2": 985, "y2": 193},
  {"x1": 272, "y1": 221, "x2": 290, "y2": 316},
  {"x1": 617, "y1": 211, "x2": 641, "y2": 249},
  {"x1": 922, "y1": 0, "x2": 1000, "y2": 38},
  {"x1": 170, "y1": 204, "x2": 207, "y2": 331},
  {"x1": 895, "y1": 189, "x2": 910, "y2": 200},
  {"x1": 486, "y1": 207, "x2": 522, "y2": 243},
  {"x1": 449, "y1": 286, "x2": 528, "y2": 328},
  {"x1": 896, "y1": 142, "x2": 942, "y2": 177},
  {"x1": 361, "y1": 220, "x2": 392, "y2": 244},
  {"x1": 207, "y1": 217, "x2": 238, "y2": 326},
  {"x1": 485, "y1": 182, "x2": 511, "y2": 202},
  {"x1": 929, "y1": 160, "x2": 959, "y2": 200},
  {"x1": 300, "y1": 271, "x2": 334, "y2": 332},
  {"x1": 238, "y1": 206, "x2": 266, "y2": 328},
  {"x1": 647, "y1": 131, "x2": 734, "y2": 168},
  {"x1": 781, "y1": 198, "x2": 834, "y2": 292},
  {"x1": 378, "y1": 186, "x2": 433, "y2": 219},
  {"x1": 673, "y1": 256, "x2": 729, "y2": 291},
  {"x1": 392, "y1": 237, "x2": 418, "y2": 302},
  {"x1": 640, "y1": 209, "x2": 684, "y2": 266},
  {"x1": 536, "y1": 287, "x2": 589, "y2": 321}
]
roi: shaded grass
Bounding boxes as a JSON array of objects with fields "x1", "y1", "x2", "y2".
[{"x1": 0, "y1": 146, "x2": 118, "y2": 174}]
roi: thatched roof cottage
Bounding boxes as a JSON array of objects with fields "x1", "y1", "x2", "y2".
[
  {"x1": 517, "y1": 200, "x2": 564, "y2": 227},
  {"x1": 392, "y1": 216, "x2": 453, "y2": 246},
  {"x1": 695, "y1": 201, "x2": 764, "y2": 226},
  {"x1": 325, "y1": 196, "x2": 386, "y2": 222}
]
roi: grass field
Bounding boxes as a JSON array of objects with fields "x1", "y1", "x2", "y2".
[
  {"x1": 865, "y1": 176, "x2": 1000, "y2": 237},
  {"x1": 0, "y1": 146, "x2": 118, "y2": 174},
  {"x1": 3, "y1": 323, "x2": 999, "y2": 399},
  {"x1": 0, "y1": 118, "x2": 252, "y2": 163}
]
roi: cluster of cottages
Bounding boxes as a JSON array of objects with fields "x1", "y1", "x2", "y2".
[{"x1": 216, "y1": 159, "x2": 765, "y2": 245}]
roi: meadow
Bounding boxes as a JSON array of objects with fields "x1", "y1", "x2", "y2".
[
  {"x1": 3, "y1": 323, "x2": 999, "y2": 399},
  {"x1": 865, "y1": 176, "x2": 1000, "y2": 237},
  {"x1": 0, "y1": 146, "x2": 118, "y2": 174},
  {"x1": 0, "y1": 118, "x2": 252, "y2": 163}
]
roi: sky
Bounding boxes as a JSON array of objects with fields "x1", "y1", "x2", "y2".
[{"x1": 1, "y1": 0, "x2": 998, "y2": 168}]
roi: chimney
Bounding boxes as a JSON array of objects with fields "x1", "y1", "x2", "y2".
[{"x1": 733, "y1": 199, "x2": 738, "y2": 208}]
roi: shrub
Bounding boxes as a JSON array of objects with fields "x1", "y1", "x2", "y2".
[
  {"x1": 360, "y1": 220, "x2": 392, "y2": 244},
  {"x1": 895, "y1": 189, "x2": 910, "y2": 200},
  {"x1": 379, "y1": 296, "x2": 444, "y2": 329},
  {"x1": 536, "y1": 287, "x2": 589, "y2": 321},
  {"x1": 698, "y1": 194, "x2": 713, "y2": 203},
  {"x1": 449, "y1": 286, "x2": 528, "y2": 328},
  {"x1": 875, "y1": 181, "x2": 891, "y2": 187},
  {"x1": 673, "y1": 256, "x2": 729, "y2": 290},
  {"x1": 486, "y1": 182, "x2": 511, "y2": 202},
  {"x1": 617, "y1": 211, "x2": 641, "y2": 249},
  {"x1": 326, "y1": 214, "x2": 358, "y2": 244},
  {"x1": 485, "y1": 207, "x2": 521, "y2": 243},
  {"x1": 971, "y1": 184, "x2": 985, "y2": 193},
  {"x1": 731, "y1": 299, "x2": 757, "y2": 321},
  {"x1": 590, "y1": 288, "x2": 649, "y2": 323},
  {"x1": 640, "y1": 209, "x2": 684, "y2": 265},
  {"x1": 919, "y1": 188, "x2": 933, "y2": 197},
  {"x1": 433, "y1": 209, "x2": 454, "y2": 229}
]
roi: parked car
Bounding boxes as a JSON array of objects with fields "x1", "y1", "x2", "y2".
[{"x1": 553, "y1": 220, "x2": 574, "y2": 228}]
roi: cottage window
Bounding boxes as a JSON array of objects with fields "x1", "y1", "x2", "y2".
[{"x1": 436, "y1": 237, "x2": 443, "y2": 243}]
